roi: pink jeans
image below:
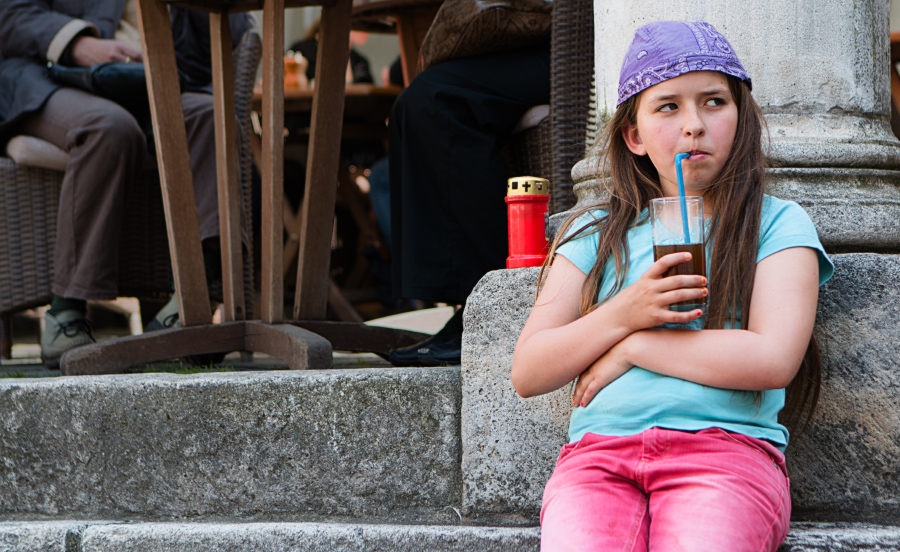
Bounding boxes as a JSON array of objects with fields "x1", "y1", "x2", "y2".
[{"x1": 540, "y1": 428, "x2": 790, "y2": 552}]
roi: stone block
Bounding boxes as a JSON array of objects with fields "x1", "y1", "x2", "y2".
[
  {"x1": 788, "y1": 254, "x2": 900, "y2": 523},
  {"x1": 78, "y1": 522, "x2": 541, "y2": 552},
  {"x1": 461, "y1": 267, "x2": 569, "y2": 518},
  {"x1": 0, "y1": 521, "x2": 91, "y2": 552},
  {"x1": 1, "y1": 520, "x2": 897, "y2": 551},
  {"x1": 780, "y1": 522, "x2": 900, "y2": 551},
  {"x1": 461, "y1": 255, "x2": 900, "y2": 523},
  {"x1": 0, "y1": 368, "x2": 461, "y2": 520}
]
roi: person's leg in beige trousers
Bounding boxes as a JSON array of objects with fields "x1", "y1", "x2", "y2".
[{"x1": 19, "y1": 87, "x2": 219, "y2": 365}]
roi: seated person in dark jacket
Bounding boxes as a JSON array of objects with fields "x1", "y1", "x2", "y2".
[
  {"x1": 0, "y1": 1, "x2": 251, "y2": 368},
  {"x1": 387, "y1": 44, "x2": 550, "y2": 366}
]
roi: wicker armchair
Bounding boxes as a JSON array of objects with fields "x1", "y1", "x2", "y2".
[
  {"x1": 0, "y1": 29, "x2": 262, "y2": 359},
  {"x1": 503, "y1": 0, "x2": 594, "y2": 215}
]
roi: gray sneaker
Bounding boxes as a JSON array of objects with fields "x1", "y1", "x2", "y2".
[
  {"x1": 145, "y1": 294, "x2": 180, "y2": 332},
  {"x1": 144, "y1": 294, "x2": 225, "y2": 366},
  {"x1": 41, "y1": 310, "x2": 95, "y2": 369}
]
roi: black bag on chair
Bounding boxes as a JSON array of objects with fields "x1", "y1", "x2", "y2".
[
  {"x1": 45, "y1": 61, "x2": 192, "y2": 147},
  {"x1": 46, "y1": 61, "x2": 151, "y2": 117}
]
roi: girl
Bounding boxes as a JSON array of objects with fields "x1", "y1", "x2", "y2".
[{"x1": 511, "y1": 21, "x2": 834, "y2": 552}]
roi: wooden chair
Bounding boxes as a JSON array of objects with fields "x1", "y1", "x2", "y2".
[
  {"x1": 351, "y1": 0, "x2": 593, "y2": 216},
  {"x1": 0, "y1": 29, "x2": 262, "y2": 361},
  {"x1": 499, "y1": 0, "x2": 594, "y2": 215}
]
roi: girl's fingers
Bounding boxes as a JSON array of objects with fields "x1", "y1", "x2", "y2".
[
  {"x1": 655, "y1": 274, "x2": 707, "y2": 293},
  {"x1": 572, "y1": 376, "x2": 584, "y2": 407},
  {"x1": 572, "y1": 371, "x2": 594, "y2": 408},
  {"x1": 578, "y1": 379, "x2": 602, "y2": 408},
  {"x1": 659, "y1": 306, "x2": 705, "y2": 324},
  {"x1": 661, "y1": 286, "x2": 708, "y2": 305},
  {"x1": 572, "y1": 362, "x2": 626, "y2": 408},
  {"x1": 646, "y1": 251, "x2": 696, "y2": 278}
]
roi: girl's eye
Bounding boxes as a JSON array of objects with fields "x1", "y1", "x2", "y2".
[
  {"x1": 705, "y1": 97, "x2": 726, "y2": 107},
  {"x1": 657, "y1": 103, "x2": 677, "y2": 112}
]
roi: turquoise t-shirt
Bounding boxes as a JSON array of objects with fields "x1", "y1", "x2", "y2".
[{"x1": 556, "y1": 195, "x2": 834, "y2": 450}]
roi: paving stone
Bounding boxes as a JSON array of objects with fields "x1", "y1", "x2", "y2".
[
  {"x1": 0, "y1": 521, "x2": 96, "y2": 552},
  {"x1": 78, "y1": 522, "x2": 540, "y2": 552},
  {"x1": 1, "y1": 520, "x2": 897, "y2": 551},
  {"x1": 780, "y1": 522, "x2": 900, "y2": 551},
  {"x1": 0, "y1": 368, "x2": 461, "y2": 520}
]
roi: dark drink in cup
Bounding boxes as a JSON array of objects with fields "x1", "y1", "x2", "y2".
[
  {"x1": 649, "y1": 197, "x2": 707, "y2": 329},
  {"x1": 652, "y1": 242, "x2": 707, "y2": 310}
]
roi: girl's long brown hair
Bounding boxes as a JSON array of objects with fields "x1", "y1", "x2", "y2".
[{"x1": 542, "y1": 75, "x2": 820, "y2": 434}]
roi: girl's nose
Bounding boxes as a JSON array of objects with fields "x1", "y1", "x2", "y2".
[{"x1": 683, "y1": 110, "x2": 705, "y2": 137}]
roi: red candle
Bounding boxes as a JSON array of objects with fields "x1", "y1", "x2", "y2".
[{"x1": 505, "y1": 176, "x2": 550, "y2": 269}]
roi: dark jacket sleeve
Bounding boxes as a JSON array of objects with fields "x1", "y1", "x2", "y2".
[
  {"x1": 170, "y1": 8, "x2": 253, "y2": 92},
  {"x1": 0, "y1": 0, "x2": 92, "y2": 61}
]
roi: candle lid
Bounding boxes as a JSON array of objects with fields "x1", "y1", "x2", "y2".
[{"x1": 507, "y1": 176, "x2": 550, "y2": 196}]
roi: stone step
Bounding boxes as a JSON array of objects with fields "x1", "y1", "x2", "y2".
[
  {"x1": 1, "y1": 253, "x2": 897, "y2": 528},
  {"x1": 0, "y1": 368, "x2": 461, "y2": 520},
  {"x1": 2, "y1": 521, "x2": 899, "y2": 551}
]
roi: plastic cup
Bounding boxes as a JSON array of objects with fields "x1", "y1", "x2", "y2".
[{"x1": 649, "y1": 196, "x2": 707, "y2": 329}]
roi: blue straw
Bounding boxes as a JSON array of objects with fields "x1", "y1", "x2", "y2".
[{"x1": 675, "y1": 153, "x2": 691, "y2": 244}]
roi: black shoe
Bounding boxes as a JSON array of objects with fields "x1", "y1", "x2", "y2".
[
  {"x1": 388, "y1": 307, "x2": 464, "y2": 367},
  {"x1": 416, "y1": 333, "x2": 462, "y2": 366},
  {"x1": 389, "y1": 332, "x2": 452, "y2": 367}
]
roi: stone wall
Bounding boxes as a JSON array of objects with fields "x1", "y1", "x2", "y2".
[{"x1": 461, "y1": 254, "x2": 900, "y2": 523}]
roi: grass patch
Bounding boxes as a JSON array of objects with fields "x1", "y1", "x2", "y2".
[
  {"x1": 125, "y1": 362, "x2": 234, "y2": 375},
  {"x1": 0, "y1": 370, "x2": 60, "y2": 378}
]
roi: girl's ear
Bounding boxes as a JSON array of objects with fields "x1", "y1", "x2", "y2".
[{"x1": 621, "y1": 121, "x2": 647, "y2": 156}]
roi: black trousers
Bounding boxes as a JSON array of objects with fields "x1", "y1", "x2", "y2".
[{"x1": 389, "y1": 44, "x2": 551, "y2": 304}]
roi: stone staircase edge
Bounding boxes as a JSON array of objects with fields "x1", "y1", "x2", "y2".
[{"x1": 3, "y1": 520, "x2": 900, "y2": 551}]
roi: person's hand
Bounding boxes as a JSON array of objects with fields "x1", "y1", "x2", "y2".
[
  {"x1": 572, "y1": 342, "x2": 632, "y2": 408},
  {"x1": 606, "y1": 251, "x2": 707, "y2": 332},
  {"x1": 67, "y1": 36, "x2": 142, "y2": 67}
]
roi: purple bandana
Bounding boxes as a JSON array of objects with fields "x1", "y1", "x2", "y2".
[{"x1": 617, "y1": 21, "x2": 751, "y2": 106}]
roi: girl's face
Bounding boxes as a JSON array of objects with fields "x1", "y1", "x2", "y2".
[{"x1": 621, "y1": 71, "x2": 738, "y2": 198}]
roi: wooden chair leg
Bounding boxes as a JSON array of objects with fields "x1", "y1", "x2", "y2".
[
  {"x1": 294, "y1": 0, "x2": 353, "y2": 320},
  {"x1": 328, "y1": 278, "x2": 364, "y2": 323},
  {"x1": 60, "y1": 321, "x2": 332, "y2": 375},
  {"x1": 135, "y1": 0, "x2": 211, "y2": 326},
  {"x1": 291, "y1": 320, "x2": 428, "y2": 357},
  {"x1": 210, "y1": 12, "x2": 247, "y2": 323},
  {"x1": 259, "y1": 0, "x2": 287, "y2": 324}
]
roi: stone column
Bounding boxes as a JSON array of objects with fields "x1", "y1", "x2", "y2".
[
  {"x1": 461, "y1": 0, "x2": 900, "y2": 525},
  {"x1": 575, "y1": 0, "x2": 900, "y2": 249}
]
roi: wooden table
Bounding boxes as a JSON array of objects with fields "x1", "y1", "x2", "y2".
[
  {"x1": 60, "y1": 0, "x2": 424, "y2": 374},
  {"x1": 255, "y1": 83, "x2": 402, "y2": 127},
  {"x1": 251, "y1": 83, "x2": 401, "y2": 323},
  {"x1": 351, "y1": 0, "x2": 442, "y2": 85}
]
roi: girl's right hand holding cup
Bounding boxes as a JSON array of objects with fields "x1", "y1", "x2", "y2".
[{"x1": 606, "y1": 251, "x2": 707, "y2": 332}]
